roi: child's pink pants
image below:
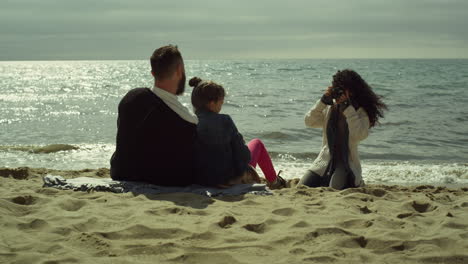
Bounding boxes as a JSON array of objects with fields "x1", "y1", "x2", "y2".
[{"x1": 247, "y1": 138, "x2": 277, "y2": 182}]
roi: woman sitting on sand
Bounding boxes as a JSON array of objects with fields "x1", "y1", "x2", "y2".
[
  {"x1": 189, "y1": 77, "x2": 286, "y2": 189},
  {"x1": 299, "y1": 69, "x2": 387, "y2": 190}
]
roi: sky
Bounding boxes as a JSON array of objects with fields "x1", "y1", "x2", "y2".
[{"x1": 1, "y1": 0, "x2": 467, "y2": 60}]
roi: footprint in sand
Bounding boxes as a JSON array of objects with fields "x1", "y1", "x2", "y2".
[
  {"x1": 303, "y1": 227, "x2": 354, "y2": 241},
  {"x1": 303, "y1": 256, "x2": 338, "y2": 262},
  {"x1": 338, "y1": 219, "x2": 374, "y2": 229},
  {"x1": 354, "y1": 236, "x2": 368, "y2": 248},
  {"x1": 57, "y1": 199, "x2": 86, "y2": 211},
  {"x1": 124, "y1": 242, "x2": 179, "y2": 256},
  {"x1": 291, "y1": 221, "x2": 309, "y2": 228},
  {"x1": 397, "y1": 212, "x2": 414, "y2": 219},
  {"x1": 341, "y1": 187, "x2": 388, "y2": 198},
  {"x1": 17, "y1": 218, "x2": 49, "y2": 230},
  {"x1": 272, "y1": 207, "x2": 295, "y2": 216},
  {"x1": 442, "y1": 221, "x2": 468, "y2": 230},
  {"x1": 0, "y1": 167, "x2": 30, "y2": 179},
  {"x1": 97, "y1": 225, "x2": 189, "y2": 240},
  {"x1": 50, "y1": 226, "x2": 74, "y2": 236},
  {"x1": 416, "y1": 255, "x2": 468, "y2": 264},
  {"x1": 218, "y1": 216, "x2": 237, "y2": 228},
  {"x1": 243, "y1": 223, "x2": 266, "y2": 234},
  {"x1": 72, "y1": 232, "x2": 111, "y2": 256},
  {"x1": 145, "y1": 207, "x2": 208, "y2": 216},
  {"x1": 170, "y1": 253, "x2": 242, "y2": 264},
  {"x1": 72, "y1": 217, "x2": 99, "y2": 232},
  {"x1": 409, "y1": 200, "x2": 437, "y2": 213},
  {"x1": 183, "y1": 231, "x2": 216, "y2": 242},
  {"x1": 290, "y1": 248, "x2": 306, "y2": 255},
  {"x1": 10, "y1": 195, "x2": 37, "y2": 205},
  {"x1": 240, "y1": 199, "x2": 260, "y2": 206},
  {"x1": 359, "y1": 205, "x2": 373, "y2": 214},
  {"x1": 336, "y1": 235, "x2": 371, "y2": 250}
]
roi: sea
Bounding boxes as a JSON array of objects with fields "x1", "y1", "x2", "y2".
[{"x1": 1, "y1": 59, "x2": 467, "y2": 186}]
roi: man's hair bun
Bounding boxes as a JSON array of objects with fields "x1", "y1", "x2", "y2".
[{"x1": 189, "y1": 77, "x2": 202, "y2": 87}]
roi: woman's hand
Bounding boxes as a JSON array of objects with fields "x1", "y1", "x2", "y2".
[
  {"x1": 325, "y1": 86, "x2": 333, "y2": 97},
  {"x1": 321, "y1": 86, "x2": 334, "y2": 105}
]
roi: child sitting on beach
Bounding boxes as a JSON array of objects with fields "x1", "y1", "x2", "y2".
[{"x1": 189, "y1": 77, "x2": 286, "y2": 189}]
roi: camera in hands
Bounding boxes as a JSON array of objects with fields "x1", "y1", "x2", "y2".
[{"x1": 330, "y1": 86, "x2": 344, "y2": 99}]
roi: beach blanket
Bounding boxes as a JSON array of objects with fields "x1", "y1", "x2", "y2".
[{"x1": 42, "y1": 175, "x2": 272, "y2": 197}]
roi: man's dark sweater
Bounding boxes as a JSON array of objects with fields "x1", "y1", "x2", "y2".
[{"x1": 110, "y1": 88, "x2": 197, "y2": 186}]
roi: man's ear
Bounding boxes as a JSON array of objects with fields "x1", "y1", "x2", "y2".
[{"x1": 177, "y1": 64, "x2": 184, "y2": 77}]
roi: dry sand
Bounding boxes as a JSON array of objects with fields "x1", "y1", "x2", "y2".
[{"x1": 1, "y1": 167, "x2": 468, "y2": 264}]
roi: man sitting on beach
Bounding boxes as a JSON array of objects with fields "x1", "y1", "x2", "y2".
[{"x1": 110, "y1": 45, "x2": 198, "y2": 186}]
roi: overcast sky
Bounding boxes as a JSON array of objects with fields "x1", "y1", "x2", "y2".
[{"x1": 1, "y1": 0, "x2": 467, "y2": 60}]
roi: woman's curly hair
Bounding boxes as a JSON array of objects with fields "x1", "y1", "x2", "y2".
[{"x1": 332, "y1": 69, "x2": 388, "y2": 127}]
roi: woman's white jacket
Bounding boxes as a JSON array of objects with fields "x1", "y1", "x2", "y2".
[{"x1": 305, "y1": 99, "x2": 370, "y2": 187}]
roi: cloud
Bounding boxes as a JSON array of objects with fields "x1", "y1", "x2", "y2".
[{"x1": 1, "y1": 0, "x2": 467, "y2": 59}]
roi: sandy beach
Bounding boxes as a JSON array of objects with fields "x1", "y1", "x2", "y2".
[{"x1": 1, "y1": 167, "x2": 468, "y2": 264}]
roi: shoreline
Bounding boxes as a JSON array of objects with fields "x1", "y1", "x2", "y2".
[
  {"x1": 1, "y1": 166, "x2": 468, "y2": 189},
  {"x1": 1, "y1": 167, "x2": 468, "y2": 263}
]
